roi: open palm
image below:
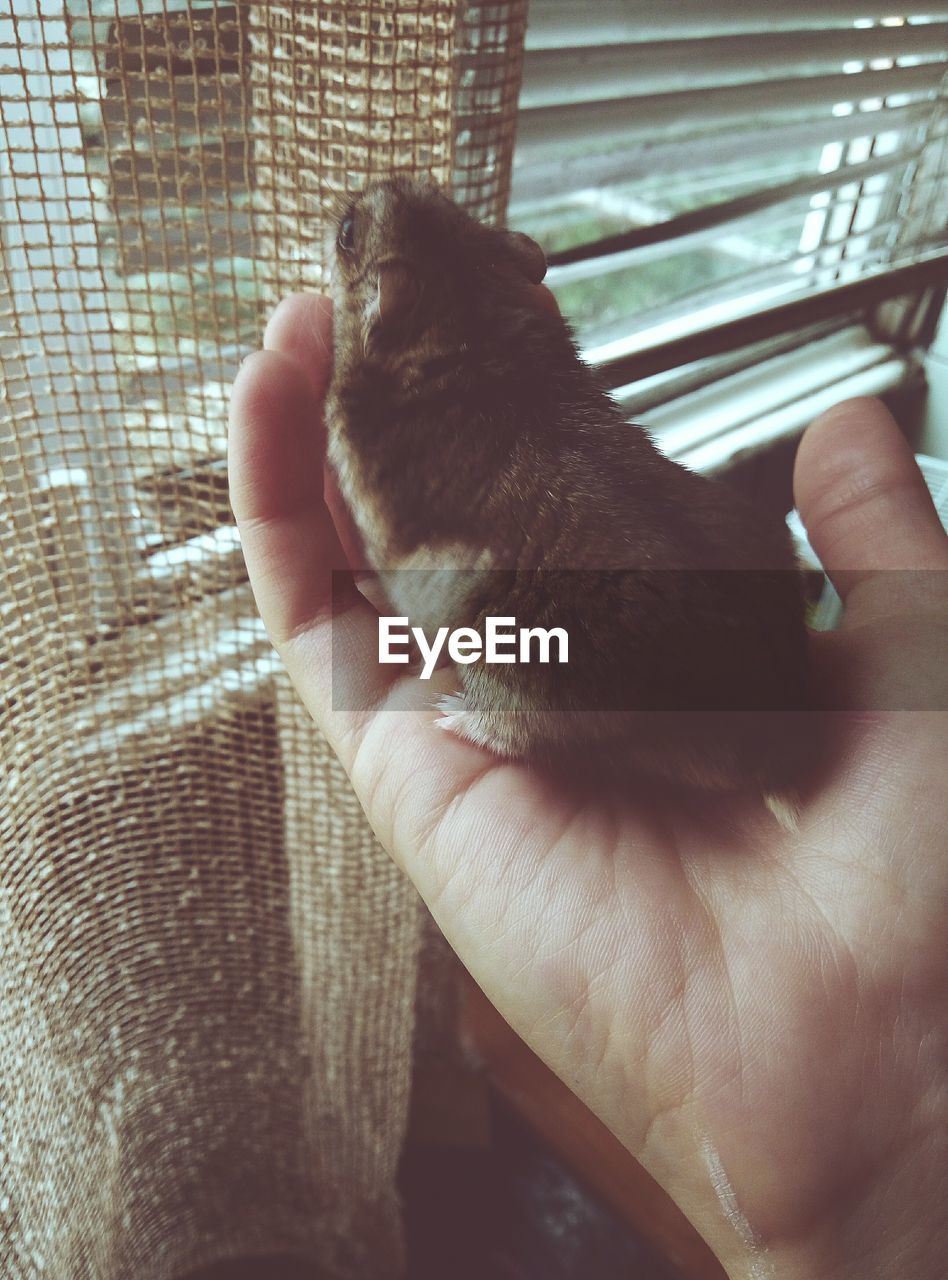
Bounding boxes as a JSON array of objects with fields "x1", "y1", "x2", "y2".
[{"x1": 229, "y1": 293, "x2": 948, "y2": 1279}]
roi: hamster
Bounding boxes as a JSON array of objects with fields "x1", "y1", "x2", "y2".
[{"x1": 325, "y1": 177, "x2": 812, "y2": 822}]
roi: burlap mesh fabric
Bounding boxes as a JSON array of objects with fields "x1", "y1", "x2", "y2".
[{"x1": 0, "y1": 3, "x2": 528, "y2": 1277}]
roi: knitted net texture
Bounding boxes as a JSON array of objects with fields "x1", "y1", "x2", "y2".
[{"x1": 0, "y1": 2, "x2": 527, "y2": 1276}]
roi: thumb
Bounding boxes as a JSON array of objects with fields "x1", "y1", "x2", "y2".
[{"x1": 793, "y1": 397, "x2": 948, "y2": 624}]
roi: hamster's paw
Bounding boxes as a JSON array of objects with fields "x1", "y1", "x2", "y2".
[{"x1": 434, "y1": 692, "x2": 507, "y2": 756}]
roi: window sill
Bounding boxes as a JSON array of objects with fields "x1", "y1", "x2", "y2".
[{"x1": 628, "y1": 324, "x2": 916, "y2": 472}]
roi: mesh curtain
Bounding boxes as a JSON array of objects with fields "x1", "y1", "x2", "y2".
[{"x1": 0, "y1": 3, "x2": 528, "y2": 1277}]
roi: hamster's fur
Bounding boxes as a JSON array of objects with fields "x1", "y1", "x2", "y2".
[{"x1": 326, "y1": 178, "x2": 811, "y2": 815}]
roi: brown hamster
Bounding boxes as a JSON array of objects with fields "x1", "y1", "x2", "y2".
[{"x1": 325, "y1": 177, "x2": 811, "y2": 821}]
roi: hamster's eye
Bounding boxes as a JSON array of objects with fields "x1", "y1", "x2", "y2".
[{"x1": 337, "y1": 209, "x2": 356, "y2": 254}]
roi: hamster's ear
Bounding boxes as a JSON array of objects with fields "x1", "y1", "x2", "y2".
[
  {"x1": 498, "y1": 229, "x2": 547, "y2": 284},
  {"x1": 363, "y1": 262, "x2": 419, "y2": 355}
]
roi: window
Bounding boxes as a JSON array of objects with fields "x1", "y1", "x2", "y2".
[{"x1": 509, "y1": 1, "x2": 948, "y2": 465}]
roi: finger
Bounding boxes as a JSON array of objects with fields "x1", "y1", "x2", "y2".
[
  {"x1": 263, "y1": 291, "x2": 334, "y2": 400},
  {"x1": 324, "y1": 464, "x2": 370, "y2": 571},
  {"x1": 260, "y1": 291, "x2": 369, "y2": 568},
  {"x1": 228, "y1": 348, "x2": 392, "y2": 750},
  {"x1": 229, "y1": 348, "x2": 340, "y2": 636},
  {"x1": 793, "y1": 396, "x2": 948, "y2": 623}
]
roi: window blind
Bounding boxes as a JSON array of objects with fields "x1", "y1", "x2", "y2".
[{"x1": 510, "y1": 1, "x2": 948, "y2": 416}]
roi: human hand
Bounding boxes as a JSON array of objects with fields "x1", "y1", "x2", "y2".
[{"x1": 229, "y1": 293, "x2": 948, "y2": 1279}]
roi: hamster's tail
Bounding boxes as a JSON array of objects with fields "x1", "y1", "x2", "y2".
[{"x1": 764, "y1": 790, "x2": 801, "y2": 835}]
